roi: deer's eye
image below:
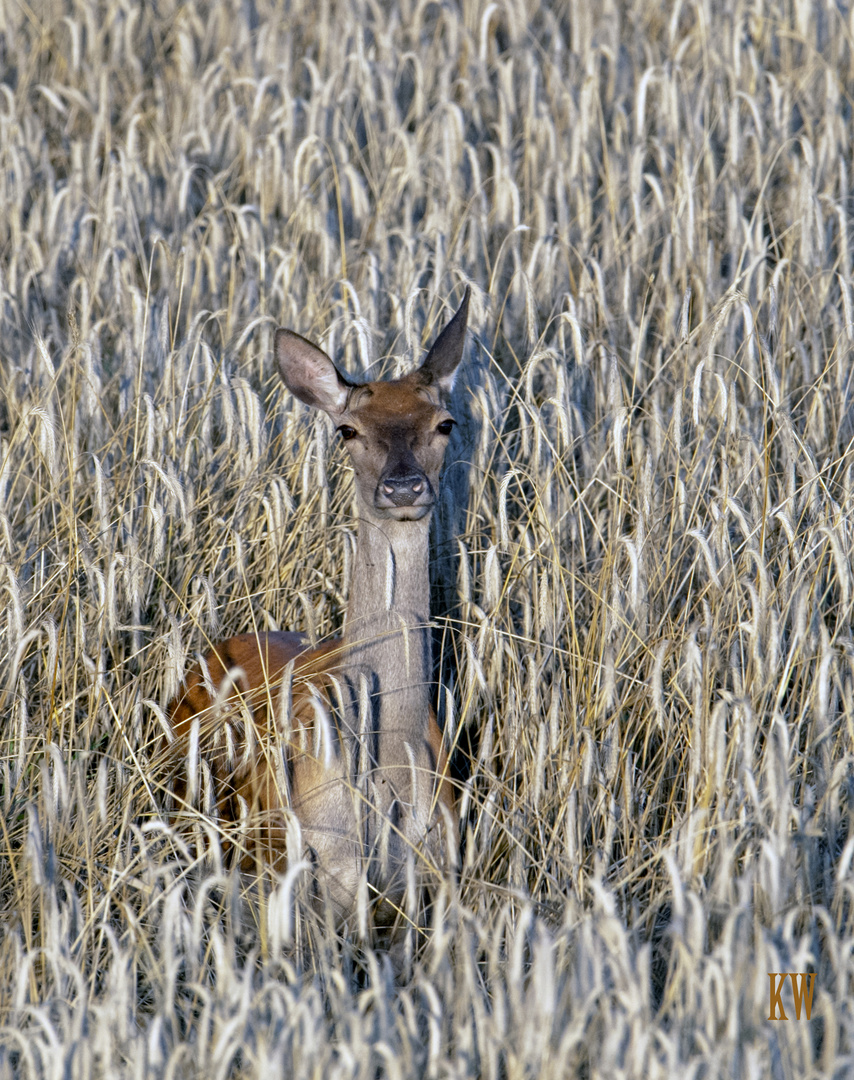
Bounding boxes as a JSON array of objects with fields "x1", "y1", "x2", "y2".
[
  {"x1": 436, "y1": 418, "x2": 455, "y2": 436},
  {"x1": 337, "y1": 425, "x2": 358, "y2": 441}
]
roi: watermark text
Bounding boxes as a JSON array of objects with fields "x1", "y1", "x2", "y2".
[{"x1": 768, "y1": 973, "x2": 815, "y2": 1020}]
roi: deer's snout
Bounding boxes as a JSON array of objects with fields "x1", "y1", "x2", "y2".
[
  {"x1": 378, "y1": 471, "x2": 431, "y2": 507},
  {"x1": 374, "y1": 450, "x2": 435, "y2": 513}
]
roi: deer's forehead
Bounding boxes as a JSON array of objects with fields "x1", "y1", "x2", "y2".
[{"x1": 347, "y1": 380, "x2": 439, "y2": 425}]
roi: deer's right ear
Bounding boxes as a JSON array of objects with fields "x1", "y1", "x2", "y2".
[
  {"x1": 416, "y1": 286, "x2": 470, "y2": 401},
  {"x1": 275, "y1": 328, "x2": 351, "y2": 415}
]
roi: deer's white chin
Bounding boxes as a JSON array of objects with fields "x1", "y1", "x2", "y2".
[{"x1": 376, "y1": 503, "x2": 433, "y2": 522}]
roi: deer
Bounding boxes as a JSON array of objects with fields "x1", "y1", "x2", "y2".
[{"x1": 166, "y1": 287, "x2": 470, "y2": 954}]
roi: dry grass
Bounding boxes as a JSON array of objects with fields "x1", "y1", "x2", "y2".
[{"x1": 1, "y1": 0, "x2": 853, "y2": 1075}]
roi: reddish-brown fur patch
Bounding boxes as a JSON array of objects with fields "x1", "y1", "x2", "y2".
[
  {"x1": 166, "y1": 632, "x2": 344, "y2": 867},
  {"x1": 165, "y1": 632, "x2": 456, "y2": 868}
]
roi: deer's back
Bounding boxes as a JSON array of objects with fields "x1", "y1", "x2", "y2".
[{"x1": 167, "y1": 632, "x2": 342, "y2": 865}]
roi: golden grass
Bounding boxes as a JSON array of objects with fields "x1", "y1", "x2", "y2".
[{"x1": 1, "y1": 0, "x2": 852, "y2": 1074}]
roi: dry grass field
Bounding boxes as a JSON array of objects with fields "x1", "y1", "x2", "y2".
[{"x1": 1, "y1": 0, "x2": 853, "y2": 1075}]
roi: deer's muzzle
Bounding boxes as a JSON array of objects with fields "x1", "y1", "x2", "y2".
[{"x1": 375, "y1": 468, "x2": 434, "y2": 512}]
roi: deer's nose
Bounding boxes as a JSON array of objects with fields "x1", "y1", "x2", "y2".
[{"x1": 378, "y1": 471, "x2": 429, "y2": 507}]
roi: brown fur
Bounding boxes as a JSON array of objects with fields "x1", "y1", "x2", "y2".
[
  {"x1": 167, "y1": 633, "x2": 339, "y2": 866},
  {"x1": 167, "y1": 632, "x2": 456, "y2": 871}
]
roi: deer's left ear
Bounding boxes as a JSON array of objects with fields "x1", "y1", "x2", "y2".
[
  {"x1": 416, "y1": 287, "x2": 470, "y2": 400},
  {"x1": 275, "y1": 328, "x2": 353, "y2": 415}
]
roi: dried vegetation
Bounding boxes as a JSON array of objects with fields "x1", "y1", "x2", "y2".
[{"x1": 1, "y1": 0, "x2": 853, "y2": 1075}]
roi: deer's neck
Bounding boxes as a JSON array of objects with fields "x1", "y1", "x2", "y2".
[{"x1": 343, "y1": 514, "x2": 432, "y2": 757}]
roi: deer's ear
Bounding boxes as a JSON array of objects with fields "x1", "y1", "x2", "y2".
[
  {"x1": 416, "y1": 286, "x2": 470, "y2": 400},
  {"x1": 275, "y1": 329, "x2": 352, "y2": 415}
]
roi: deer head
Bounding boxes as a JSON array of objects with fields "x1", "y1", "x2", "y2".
[{"x1": 275, "y1": 288, "x2": 470, "y2": 522}]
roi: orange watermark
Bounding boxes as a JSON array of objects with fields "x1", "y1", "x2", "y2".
[{"x1": 767, "y1": 973, "x2": 816, "y2": 1020}]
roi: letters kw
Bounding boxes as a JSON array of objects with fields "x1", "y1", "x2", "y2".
[{"x1": 767, "y1": 973, "x2": 816, "y2": 1020}]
